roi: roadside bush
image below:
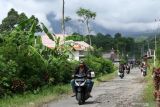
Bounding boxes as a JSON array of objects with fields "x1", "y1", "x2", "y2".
[
  {"x1": 11, "y1": 79, "x2": 26, "y2": 93},
  {"x1": 48, "y1": 58, "x2": 78, "y2": 84},
  {"x1": 0, "y1": 87, "x2": 4, "y2": 98},
  {"x1": 84, "y1": 55, "x2": 114, "y2": 76}
]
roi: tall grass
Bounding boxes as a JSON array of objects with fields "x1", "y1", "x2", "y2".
[{"x1": 143, "y1": 63, "x2": 156, "y2": 107}]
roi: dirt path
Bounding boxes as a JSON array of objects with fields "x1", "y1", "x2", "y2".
[{"x1": 42, "y1": 68, "x2": 148, "y2": 107}]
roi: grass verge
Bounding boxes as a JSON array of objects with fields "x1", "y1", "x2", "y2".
[
  {"x1": 143, "y1": 66, "x2": 155, "y2": 107},
  {"x1": 94, "y1": 71, "x2": 117, "y2": 85},
  {"x1": 0, "y1": 85, "x2": 71, "y2": 107},
  {"x1": 0, "y1": 70, "x2": 117, "y2": 107}
]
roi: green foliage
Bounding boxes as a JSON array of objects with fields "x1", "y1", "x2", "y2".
[
  {"x1": 143, "y1": 64, "x2": 155, "y2": 106},
  {"x1": 76, "y1": 8, "x2": 96, "y2": 22},
  {"x1": 90, "y1": 33, "x2": 114, "y2": 51},
  {"x1": 0, "y1": 8, "x2": 19, "y2": 32},
  {"x1": 0, "y1": 8, "x2": 41, "y2": 33},
  {"x1": 65, "y1": 35, "x2": 85, "y2": 41},
  {"x1": 76, "y1": 7, "x2": 96, "y2": 45},
  {"x1": 0, "y1": 9, "x2": 114, "y2": 99},
  {"x1": 84, "y1": 55, "x2": 114, "y2": 75},
  {"x1": 66, "y1": 32, "x2": 136, "y2": 60},
  {"x1": 0, "y1": 14, "x2": 78, "y2": 98}
]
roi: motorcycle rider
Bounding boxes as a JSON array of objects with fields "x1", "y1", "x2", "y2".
[
  {"x1": 71, "y1": 61, "x2": 94, "y2": 97},
  {"x1": 130, "y1": 61, "x2": 134, "y2": 69},
  {"x1": 119, "y1": 63, "x2": 125, "y2": 76},
  {"x1": 126, "y1": 63, "x2": 130, "y2": 73},
  {"x1": 140, "y1": 61, "x2": 147, "y2": 72}
]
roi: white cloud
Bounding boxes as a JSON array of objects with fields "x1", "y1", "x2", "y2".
[{"x1": 0, "y1": 0, "x2": 160, "y2": 33}]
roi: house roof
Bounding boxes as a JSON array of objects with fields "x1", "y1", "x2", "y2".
[
  {"x1": 41, "y1": 34, "x2": 68, "y2": 48},
  {"x1": 73, "y1": 41, "x2": 93, "y2": 51},
  {"x1": 41, "y1": 35, "x2": 55, "y2": 48},
  {"x1": 73, "y1": 45, "x2": 84, "y2": 51},
  {"x1": 41, "y1": 34, "x2": 93, "y2": 51}
]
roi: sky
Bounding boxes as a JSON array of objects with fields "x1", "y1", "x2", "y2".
[{"x1": 0, "y1": 0, "x2": 160, "y2": 34}]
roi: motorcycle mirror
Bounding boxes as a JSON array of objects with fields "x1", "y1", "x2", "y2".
[{"x1": 91, "y1": 72, "x2": 95, "y2": 78}]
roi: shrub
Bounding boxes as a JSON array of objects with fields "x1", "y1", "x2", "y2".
[
  {"x1": 11, "y1": 79, "x2": 26, "y2": 93},
  {"x1": 48, "y1": 58, "x2": 78, "y2": 84},
  {"x1": 0, "y1": 87, "x2": 4, "y2": 98},
  {"x1": 84, "y1": 55, "x2": 114, "y2": 76}
]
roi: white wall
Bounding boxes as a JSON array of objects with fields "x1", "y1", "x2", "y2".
[
  {"x1": 73, "y1": 51, "x2": 80, "y2": 61},
  {"x1": 69, "y1": 51, "x2": 80, "y2": 61}
]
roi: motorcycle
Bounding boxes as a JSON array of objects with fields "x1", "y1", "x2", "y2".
[
  {"x1": 130, "y1": 63, "x2": 133, "y2": 69},
  {"x1": 141, "y1": 67, "x2": 147, "y2": 76},
  {"x1": 119, "y1": 72, "x2": 124, "y2": 79},
  {"x1": 118, "y1": 71, "x2": 124, "y2": 79},
  {"x1": 126, "y1": 65, "x2": 130, "y2": 74},
  {"x1": 74, "y1": 72, "x2": 95, "y2": 105}
]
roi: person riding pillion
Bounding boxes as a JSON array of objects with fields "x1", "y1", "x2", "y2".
[{"x1": 71, "y1": 61, "x2": 94, "y2": 97}]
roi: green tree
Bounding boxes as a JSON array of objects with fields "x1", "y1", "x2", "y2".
[
  {"x1": 0, "y1": 8, "x2": 41, "y2": 33},
  {"x1": 76, "y1": 8, "x2": 96, "y2": 45},
  {"x1": 0, "y1": 8, "x2": 19, "y2": 32},
  {"x1": 18, "y1": 13, "x2": 28, "y2": 24},
  {"x1": 114, "y1": 33, "x2": 122, "y2": 39}
]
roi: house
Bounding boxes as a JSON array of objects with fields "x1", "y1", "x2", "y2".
[
  {"x1": 102, "y1": 49, "x2": 120, "y2": 67},
  {"x1": 41, "y1": 34, "x2": 93, "y2": 61},
  {"x1": 103, "y1": 48, "x2": 119, "y2": 62},
  {"x1": 69, "y1": 40, "x2": 93, "y2": 61}
]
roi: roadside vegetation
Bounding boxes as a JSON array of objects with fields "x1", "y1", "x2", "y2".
[
  {"x1": 141, "y1": 33, "x2": 160, "y2": 106},
  {"x1": 143, "y1": 63, "x2": 155, "y2": 107},
  {"x1": 0, "y1": 9, "x2": 115, "y2": 107}
]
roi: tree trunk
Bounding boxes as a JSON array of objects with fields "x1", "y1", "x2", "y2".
[{"x1": 86, "y1": 20, "x2": 92, "y2": 46}]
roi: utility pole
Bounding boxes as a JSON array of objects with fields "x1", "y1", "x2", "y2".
[
  {"x1": 154, "y1": 32, "x2": 157, "y2": 67},
  {"x1": 62, "y1": 0, "x2": 65, "y2": 36},
  {"x1": 154, "y1": 18, "x2": 159, "y2": 67},
  {"x1": 147, "y1": 40, "x2": 150, "y2": 50}
]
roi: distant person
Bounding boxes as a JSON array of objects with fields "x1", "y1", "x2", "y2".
[{"x1": 130, "y1": 61, "x2": 134, "y2": 68}]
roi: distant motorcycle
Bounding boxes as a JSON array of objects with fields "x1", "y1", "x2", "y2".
[
  {"x1": 118, "y1": 69, "x2": 124, "y2": 79},
  {"x1": 119, "y1": 64, "x2": 125, "y2": 79},
  {"x1": 126, "y1": 65, "x2": 130, "y2": 74},
  {"x1": 119, "y1": 72, "x2": 124, "y2": 79},
  {"x1": 130, "y1": 63, "x2": 133, "y2": 69},
  {"x1": 141, "y1": 67, "x2": 147, "y2": 76}
]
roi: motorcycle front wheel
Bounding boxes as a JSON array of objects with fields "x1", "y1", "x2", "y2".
[{"x1": 77, "y1": 93, "x2": 82, "y2": 105}]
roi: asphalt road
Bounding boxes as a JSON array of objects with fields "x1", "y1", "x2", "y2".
[{"x1": 42, "y1": 68, "x2": 148, "y2": 107}]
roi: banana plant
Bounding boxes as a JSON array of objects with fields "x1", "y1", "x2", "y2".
[{"x1": 41, "y1": 23, "x2": 73, "y2": 58}]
